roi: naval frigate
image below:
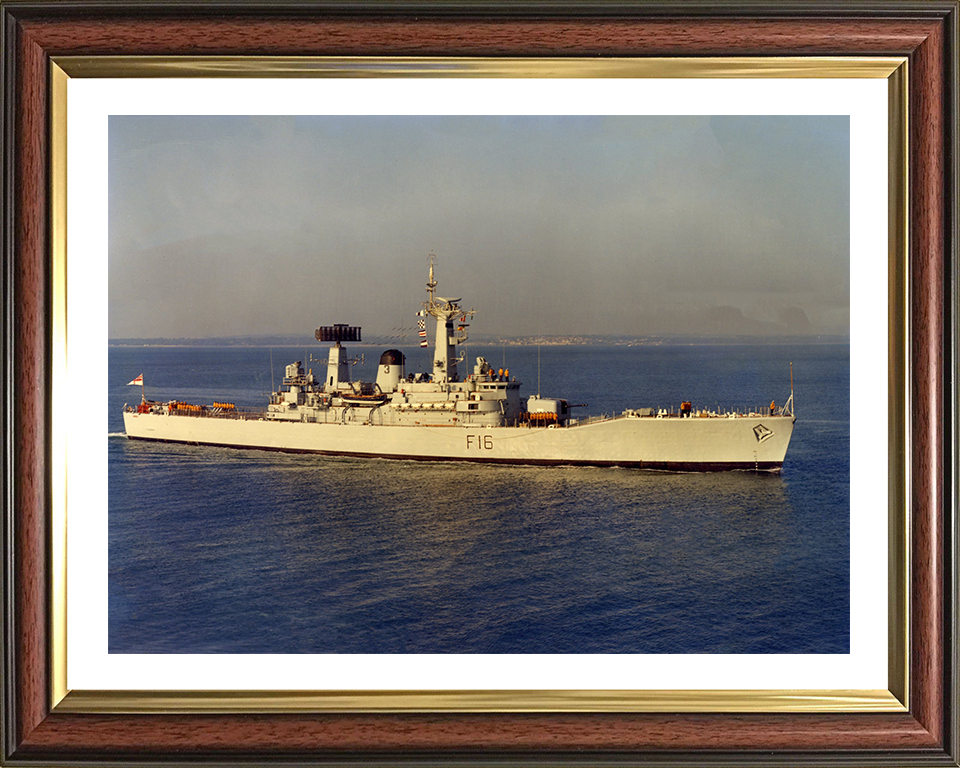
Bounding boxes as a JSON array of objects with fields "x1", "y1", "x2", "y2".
[{"x1": 123, "y1": 260, "x2": 796, "y2": 471}]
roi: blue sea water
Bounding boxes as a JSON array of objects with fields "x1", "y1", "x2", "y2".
[{"x1": 108, "y1": 342, "x2": 849, "y2": 654}]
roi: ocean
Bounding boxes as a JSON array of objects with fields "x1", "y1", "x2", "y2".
[{"x1": 108, "y1": 342, "x2": 849, "y2": 654}]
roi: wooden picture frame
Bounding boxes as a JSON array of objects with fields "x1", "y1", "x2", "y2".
[{"x1": 2, "y1": 2, "x2": 957, "y2": 765}]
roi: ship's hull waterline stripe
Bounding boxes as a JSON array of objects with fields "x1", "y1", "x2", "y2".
[{"x1": 125, "y1": 436, "x2": 784, "y2": 473}]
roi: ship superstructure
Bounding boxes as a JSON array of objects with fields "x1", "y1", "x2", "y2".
[{"x1": 124, "y1": 258, "x2": 796, "y2": 471}]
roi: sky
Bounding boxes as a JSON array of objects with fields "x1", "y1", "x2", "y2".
[{"x1": 108, "y1": 115, "x2": 849, "y2": 339}]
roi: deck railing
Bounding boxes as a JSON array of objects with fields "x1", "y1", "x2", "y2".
[{"x1": 125, "y1": 404, "x2": 268, "y2": 421}]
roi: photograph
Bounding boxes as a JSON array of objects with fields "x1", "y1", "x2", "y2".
[
  {"x1": 108, "y1": 114, "x2": 850, "y2": 655},
  {"x1": 3, "y1": 1, "x2": 956, "y2": 763}
]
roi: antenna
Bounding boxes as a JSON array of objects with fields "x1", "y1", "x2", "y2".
[
  {"x1": 790, "y1": 361, "x2": 795, "y2": 415},
  {"x1": 270, "y1": 348, "x2": 275, "y2": 393},
  {"x1": 315, "y1": 325, "x2": 361, "y2": 343},
  {"x1": 426, "y1": 252, "x2": 438, "y2": 305},
  {"x1": 537, "y1": 343, "x2": 541, "y2": 398}
]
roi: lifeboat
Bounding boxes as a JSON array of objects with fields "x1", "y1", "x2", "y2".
[{"x1": 339, "y1": 394, "x2": 388, "y2": 407}]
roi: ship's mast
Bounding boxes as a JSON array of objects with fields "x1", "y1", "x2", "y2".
[
  {"x1": 426, "y1": 256, "x2": 437, "y2": 305},
  {"x1": 422, "y1": 255, "x2": 473, "y2": 384}
]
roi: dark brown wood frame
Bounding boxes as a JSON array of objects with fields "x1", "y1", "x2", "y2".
[{"x1": 2, "y1": 2, "x2": 957, "y2": 765}]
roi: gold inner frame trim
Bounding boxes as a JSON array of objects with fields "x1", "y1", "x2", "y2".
[
  {"x1": 54, "y1": 55, "x2": 904, "y2": 79},
  {"x1": 50, "y1": 62, "x2": 69, "y2": 710},
  {"x1": 48, "y1": 55, "x2": 910, "y2": 715},
  {"x1": 886, "y1": 62, "x2": 910, "y2": 711},
  {"x1": 56, "y1": 688, "x2": 905, "y2": 714}
]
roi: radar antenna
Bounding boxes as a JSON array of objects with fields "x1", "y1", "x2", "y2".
[{"x1": 315, "y1": 324, "x2": 362, "y2": 345}]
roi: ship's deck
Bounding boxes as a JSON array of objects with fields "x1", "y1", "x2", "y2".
[{"x1": 126, "y1": 404, "x2": 794, "y2": 429}]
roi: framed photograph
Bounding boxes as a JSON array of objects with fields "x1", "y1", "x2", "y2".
[{"x1": 3, "y1": 2, "x2": 957, "y2": 766}]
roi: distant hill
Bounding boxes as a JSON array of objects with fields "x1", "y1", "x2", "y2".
[{"x1": 110, "y1": 333, "x2": 848, "y2": 348}]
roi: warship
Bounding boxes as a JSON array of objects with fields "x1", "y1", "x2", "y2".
[{"x1": 123, "y1": 260, "x2": 796, "y2": 472}]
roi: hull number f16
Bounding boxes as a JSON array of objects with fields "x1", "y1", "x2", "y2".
[{"x1": 467, "y1": 434, "x2": 495, "y2": 450}]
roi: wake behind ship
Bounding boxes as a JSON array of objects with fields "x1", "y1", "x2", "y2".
[{"x1": 123, "y1": 259, "x2": 796, "y2": 471}]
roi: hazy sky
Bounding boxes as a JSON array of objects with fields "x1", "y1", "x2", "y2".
[{"x1": 109, "y1": 115, "x2": 849, "y2": 339}]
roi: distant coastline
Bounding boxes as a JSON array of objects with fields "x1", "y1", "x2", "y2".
[{"x1": 109, "y1": 333, "x2": 850, "y2": 348}]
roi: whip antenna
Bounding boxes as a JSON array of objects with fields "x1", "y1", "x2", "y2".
[
  {"x1": 790, "y1": 361, "x2": 794, "y2": 415},
  {"x1": 537, "y1": 344, "x2": 541, "y2": 398}
]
